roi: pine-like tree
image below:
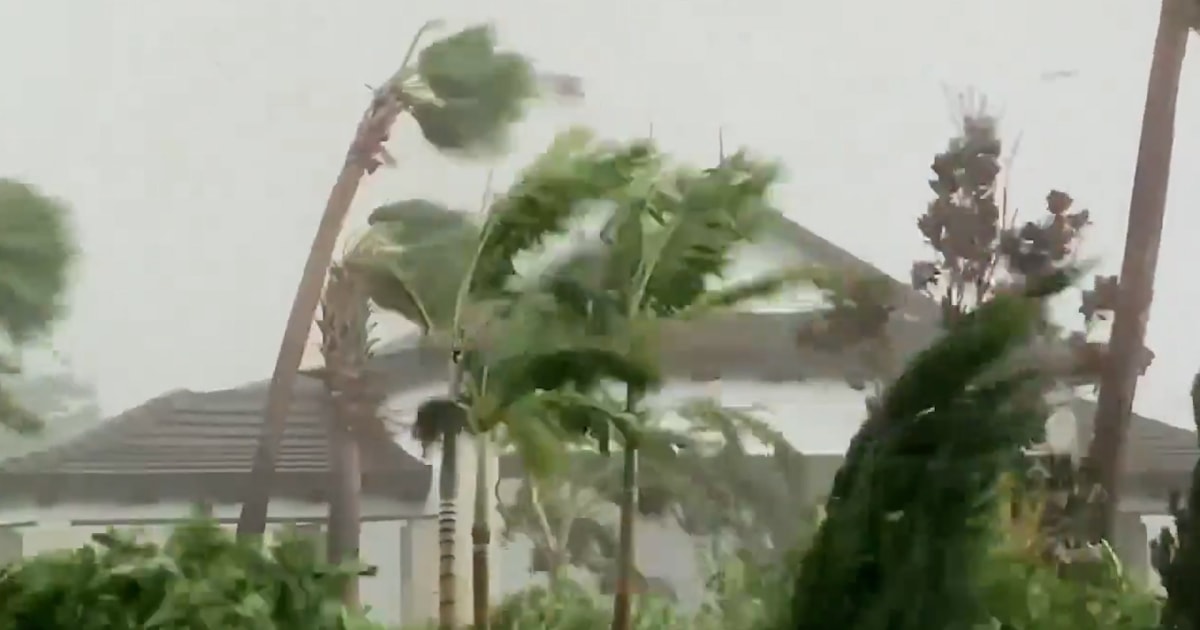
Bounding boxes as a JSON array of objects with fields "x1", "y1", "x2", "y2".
[
  {"x1": 779, "y1": 272, "x2": 1071, "y2": 630},
  {"x1": 1150, "y1": 371, "x2": 1200, "y2": 630}
]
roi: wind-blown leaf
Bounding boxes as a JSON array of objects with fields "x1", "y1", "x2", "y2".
[
  {"x1": 680, "y1": 265, "x2": 826, "y2": 318},
  {"x1": 410, "y1": 24, "x2": 538, "y2": 156},
  {"x1": 346, "y1": 199, "x2": 482, "y2": 332},
  {"x1": 639, "y1": 153, "x2": 782, "y2": 315},
  {"x1": 0, "y1": 179, "x2": 75, "y2": 344},
  {"x1": 473, "y1": 129, "x2": 661, "y2": 298},
  {"x1": 0, "y1": 179, "x2": 76, "y2": 435}
]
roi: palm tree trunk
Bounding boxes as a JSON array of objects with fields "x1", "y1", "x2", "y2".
[
  {"x1": 438, "y1": 360, "x2": 466, "y2": 630},
  {"x1": 438, "y1": 428, "x2": 460, "y2": 629},
  {"x1": 327, "y1": 412, "x2": 363, "y2": 611},
  {"x1": 1086, "y1": 0, "x2": 1191, "y2": 542},
  {"x1": 472, "y1": 435, "x2": 492, "y2": 630},
  {"x1": 611, "y1": 388, "x2": 643, "y2": 630},
  {"x1": 238, "y1": 102, "x2": 401, "y2": 539}
]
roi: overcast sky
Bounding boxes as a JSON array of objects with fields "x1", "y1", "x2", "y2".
[{"x1": 1, "y1": 0, "x2": 1198, "y2": 429}]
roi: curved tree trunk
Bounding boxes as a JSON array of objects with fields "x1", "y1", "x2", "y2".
[
  {"x1": 237, "y1": 101, "x2": 401, "y2": 539},
  {"x1": 1086, "y1": 0, "x2": 1191, "y2": 542},
  {"x1": 472, "y1": 436, "x2": 492, "y2": 630}
]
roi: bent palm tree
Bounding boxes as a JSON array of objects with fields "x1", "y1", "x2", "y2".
[
  {"x1": 240, "y1": 22, "x2": 545, "y2": 539},
  {"x1": 0, "y1": 179, "x2": 76, "y2": 433},
  {"x1": 344, "y1": 129, "x2": 637, "y2": 628},
  {"x1": 521, "y1": 139, "x2": 819, "y2": 630},
  {"x1": 1088, "y1": 0, "x2": 1198, "y2": 540}
]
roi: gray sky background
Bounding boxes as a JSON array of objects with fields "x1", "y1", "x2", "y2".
[{"x1": 1, "y1": 0, "x2": 1198, "y2": 428}]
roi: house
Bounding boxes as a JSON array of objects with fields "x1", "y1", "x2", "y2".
[{"x1": 0, "y1": 214, "x2": 1191, "y2": 622}]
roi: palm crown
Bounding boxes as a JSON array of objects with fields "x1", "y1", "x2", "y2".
[
  {"x1": 0, "y1": 179, "x2": 77, "y2": 433},
  {"x1": 347, "y1": 129, "x2": 816, "y2": 467}
]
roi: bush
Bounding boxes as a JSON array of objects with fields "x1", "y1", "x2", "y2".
[
  {"x1": 487, "y1": 579, "x2": 686, "y2": 630},
  {"x1": 980, "y1": 543, "x2": 1160, "y2": 630},
  {"x1": 0, "y1": 520, "x2": 381, "y2": 630}
]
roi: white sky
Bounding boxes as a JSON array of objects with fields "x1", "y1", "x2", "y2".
[{"x1": 1, "y1": 0, "x2": 1198, "y2": 434}]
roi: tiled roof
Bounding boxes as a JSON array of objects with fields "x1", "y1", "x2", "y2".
[
  {"x1": 4, "y1": 216, "x2": 1189, "y2": 509},
  {"x1": 0, "y1": 375, "x2": 431, "y2": 506}
]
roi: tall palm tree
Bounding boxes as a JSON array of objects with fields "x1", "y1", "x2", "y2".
[
  {"x1": 344, "y1": 129, "x2": 635, "y2": 628},
  {"x1": 0, "y1": 179, "x2": 76, "y2": 434},
  {"x1": 526, "y1": 141, "x2": 817, "y2": 630},
  {"x1": 1087, "y1": 0, "x2": 1197, "y2": 541},
  {"x1": 356, "y1": 131, "x2": 816, "y2": 628},
  {"x1": 239, "y1": 22, "x2": 545, "y2": 539},
  {"x1": 315, "y1": 263, "x2": 380, "y2": 610}
]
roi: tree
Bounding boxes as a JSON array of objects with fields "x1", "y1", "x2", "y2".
[
  {"x1": 497, "y1": 399, "x2": 818, "y2": 594},
  {"x1": 314, "y1": 263, "x2": 382, "y2": 610},
  {"x1": 1088, "y1": 0, "x2": 1198, "y2": 541},
  {"x1": 240, "y1": 22, "x2": 551, "y2": 543},
  {"x1": 519, "y1": 139, "x2": 812, "y2": 630},
  {"x1": 357, "y1": 130, "x2": 812, "y2": 628},
  {"x1": 0, "y1": 179, "x2": 77, "y2": 434},
  {"x1": 800, "y1": 106, "x2": 1126, "y2": 556},
  {"x1": 345, "y1": 129, "x2": 655, "y2": 628},
  {"x1": 1150, "y1": 371, "x2": 1200, "y2": 630},
  {"x1": 780, "y1": 273, "x2": 1072, "y2": 630}
]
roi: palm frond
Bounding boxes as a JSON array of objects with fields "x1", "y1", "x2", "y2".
[
  {"x1": 345, "y1": 199, "x2": 481, "y2": 333},
  {"x1": 0, "y1": 179, "x2": 76, "y2": 345},
  {"x1": 471, "y1": 129, "x2": 662, "y2": 300},
  {"x1": 679, "y1": 265, "x2": 827, "y2": 319},
  {"x1": 637, "y1": 152, "x2": 782, "y2": 315},
  {"x1": 409, "y1": 24, "x2": 538, "y2": 156}
]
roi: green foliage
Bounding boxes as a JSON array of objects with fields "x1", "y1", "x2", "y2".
[
  {"x1": 486, "y1": 580, "x2": 687, "y2": 630},
  {"x1": 639, "y1": 152, "x2": 781, "y2": 316},
  {"x1": 0, "y1": 179, "x2": 77, "y2": 434},
  {"x1": 780, "y1": 276, "x2": 1069, "y2": 630},
  {"x1": 409, "y1": 24, "x2": 537, "y2": 156},
  {"x1": 350, "y1": 199, "x2": 481, "y2": 331},
  {"x1": 1151, "y1": 371, "x2": 1200, "y2": 630},
  {"x1": 0, "y1": 520, "x2": 381, "y2": 630},
  {"x1": 981, "y1": 540, "x2": 1161, "y2": 630}
]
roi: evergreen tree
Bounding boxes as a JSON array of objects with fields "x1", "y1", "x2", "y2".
[
  {"x1": 779, "y1": 272, "x2": 1071, "y2": 630},
  {"x1": 1150, "y1": 371, "x2": 1200, "y2": 630}
]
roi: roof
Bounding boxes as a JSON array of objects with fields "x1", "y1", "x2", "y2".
[
  {"x1": 1070, "y1": 398, "x2": 1197, "y2": 479},
  {"x1": 0, "y1": 376, "x2": 431, "y2": 506},
  {"x1": 5, "y1": 217, "x2": 1191, "y2": 503}
]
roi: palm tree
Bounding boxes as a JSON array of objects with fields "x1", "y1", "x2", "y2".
[
  {"x1": 0, "y1": 179, "x2": 76, "y2": 434},
  {"x1": 1087, "y1": 0, "x2": 1197, "y2": 541},
  {"x1": 524, "y1": 140, "x2": 816, "y2": 630},
  {"x1": 344, "y1": 129, "x2": 644, "y2": 628},
  {"x1": 356, "y1": 131, "x2": 816, "y2": 628},
  {"x1": 314, "y1": 263, "x2": 380, "y2": 610},
  {"x1": 239, "y1": 22, "x2": 547, "y2": 539}
]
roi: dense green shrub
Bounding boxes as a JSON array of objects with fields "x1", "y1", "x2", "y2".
[
  {"x1": 1151, "y1": 372, "x2": 1200, "y2": 630},
  {"x1": 980, "y1": 542, "x2": 1160, "y2": 630},
  {"x1": 779, "y1": 277, "x2": 1072, "y2": 630},
  {"x1": 486, "y1": 579, "x2": 684, "y2": 630},
  {"x1": 0, "y1": 520, "x2": 380, "y2": 630}
]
